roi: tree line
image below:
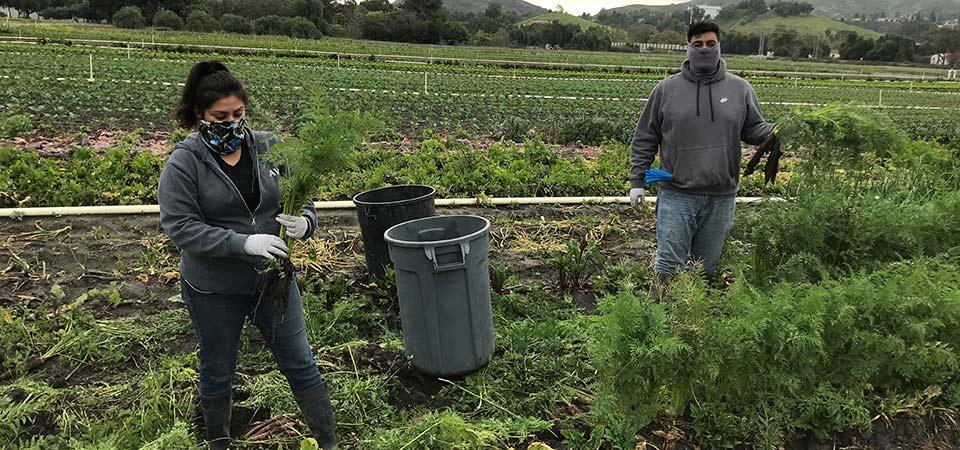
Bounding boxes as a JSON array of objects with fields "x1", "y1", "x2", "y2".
[
  {"x1": 1, "y1": 0, "x2": 958, "y2": 64},
  {"x1": 0, "y1": 0, "x2": 623, "y2": 50}
]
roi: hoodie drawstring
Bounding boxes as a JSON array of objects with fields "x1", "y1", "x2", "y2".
[
  {"x1": 708, "y1": 84, "x2": 715, "y2": 122},
  {"x1": 696, "y1": 82, "x2": 715, "y2": 122},
  {"x1": 696, "y1": 82, "x2": 701, "y2": 117}
]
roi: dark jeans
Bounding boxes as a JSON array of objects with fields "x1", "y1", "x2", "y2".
[
  {"x1": 181, "y1": 279, "x2": 325, "y2": 398},
  {"x1": 655, "y1": 188, "x2": 736, "y2": 277}
]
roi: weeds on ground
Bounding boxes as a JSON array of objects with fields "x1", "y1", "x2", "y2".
[
  {"x1": 369, "y1": 411, "x2": 550, "y2": 450},
  {"x1": 551, "y1": 237, "x2": 604, "y2": 293}
]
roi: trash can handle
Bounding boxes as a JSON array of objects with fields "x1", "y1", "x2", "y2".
[{"x1": 424, "y1": 242, "x2": 470, "y2": 272}]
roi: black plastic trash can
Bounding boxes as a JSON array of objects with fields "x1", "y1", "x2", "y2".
[{"x1": 353, "y1": 185, "x2": 436, "y2": 278}]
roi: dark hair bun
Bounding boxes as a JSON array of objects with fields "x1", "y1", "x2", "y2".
[{"x1": 198, "y1": 61, "x2": 230, "y2": 76}]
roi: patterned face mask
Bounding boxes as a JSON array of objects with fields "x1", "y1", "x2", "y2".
[{"x1": 198, "y1": 117, "x2": 246, "y2": 155}]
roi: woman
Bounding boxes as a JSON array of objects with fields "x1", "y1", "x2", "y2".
[{"x1": 158, "y1": 61, "x2": 337, "y2": 450}]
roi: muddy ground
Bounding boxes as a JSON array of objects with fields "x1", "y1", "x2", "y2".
[{"x1": 2, "y1": 205, "x2": 958, "y2": 449}]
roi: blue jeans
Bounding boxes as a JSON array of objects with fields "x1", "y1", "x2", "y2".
[
  {"x1": 655, "y1": 188, "x2": 736, "y2": 277},
  {"x1": 181, "y1": 279, "x2": 325, "y2": 398}
]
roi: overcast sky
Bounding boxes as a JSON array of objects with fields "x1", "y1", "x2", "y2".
[{"x1": 525, "y1": 1, "x2": 688, "y2": 15}]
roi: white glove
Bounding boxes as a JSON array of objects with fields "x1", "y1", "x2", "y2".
[
  {"x1": 243, "y1": 234, "x2": 289, "y2": 260},
  {"x1": 630, "y1": 188, "x2": 646, "y2": 208},
  {"x1": 276, "y1": 214, "x2": 309, "y2": 240}
]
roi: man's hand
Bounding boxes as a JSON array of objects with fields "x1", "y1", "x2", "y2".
[
  {"x1": 243, "y1": 234, "x2": 289, "y2": 260},
  {"x1": 744, "y1": 133, "x2": 780, "y2": 179},
  {"x1": 762, "y1": 135, "x2": 783, "y2": 184},
  {"x1": 630, "y1": 188, "x2": 646, "y2": 208},
  {"x1": 276, "y1": 214, "x2": 309, "y2": 240}
]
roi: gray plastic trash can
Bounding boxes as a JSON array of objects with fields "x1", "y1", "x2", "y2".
[{"x1": 384, "y1": 215, "x2": 495, "y2": 377}]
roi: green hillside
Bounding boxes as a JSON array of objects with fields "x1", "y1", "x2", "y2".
[
  {"x1": 608, "y1": 0, "x2": 960, "y2": 18},
  {"x1": 733, "y1": 16, "x2": 883, "y2": 38},
  {"x1": 520, "y1": 12, "x2": 615, "y2": 31},
  {"x1": 606, "y1": 3, "x2": 692, "y2": 14},
  {"x1": 442, "y1": 0, "x2": 548, "y2": 18}
]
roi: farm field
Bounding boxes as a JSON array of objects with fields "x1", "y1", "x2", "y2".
[
  {"x1": 2, "y1": 18, "x2": 960, "y2": 450},
  {"x1": 4, "y1": 197, "x2": 960, "y2": 449},
  {"x1": 1, "y1": 43, "x2": 958, "y2": 146},
  {"x1": 1, "y1": 18, "x2": 956, "y2": 77}
]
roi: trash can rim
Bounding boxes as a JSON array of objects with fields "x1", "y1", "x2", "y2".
[
  {"x1": 384, "y1": 215, "x2": 490, "y2": 248},
  {"x1": 352, "y1": 184, "x2": 437, "y2": 208}
]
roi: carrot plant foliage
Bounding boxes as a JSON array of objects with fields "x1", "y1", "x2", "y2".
[
  {"x1": 590, "y1": 105, "x2": 960, "y2": 448},
  {"x1": 591, "y1": 260, "x2": 960, "y2": 448},
  {"x1": 261, "y1": 89, "x2": 381, "y2": 246}
]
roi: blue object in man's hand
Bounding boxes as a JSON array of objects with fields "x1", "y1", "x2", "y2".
[{"x1": 644, "y1": 168, "x2": 674, "y2": 185}]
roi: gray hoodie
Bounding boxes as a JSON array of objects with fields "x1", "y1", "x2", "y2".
[
  {"x1": 630, "y1": 59, "x2": 775, "y2": 195},
  {"x1": 158, "y1": 130, "x2": 318, "y2": 295}
]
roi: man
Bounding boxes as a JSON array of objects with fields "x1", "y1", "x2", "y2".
[{"x1": 628, "y1": 22, "x2": 777, "y2": 298}]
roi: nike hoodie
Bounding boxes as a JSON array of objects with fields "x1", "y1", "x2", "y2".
[{"x1": 630, "y1": 58, "x2": 775, "y2": 195}]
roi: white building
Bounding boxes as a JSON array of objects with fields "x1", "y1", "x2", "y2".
[
  {"x1": 931, "y1": 53, "x2": 950, "y2": 66},
  {"x1": 700, "y1": 5, "x2": 722, "y2": 19}
]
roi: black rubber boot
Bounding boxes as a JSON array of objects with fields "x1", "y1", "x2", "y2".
[
  {"x1": 649, "y1": 272, "x2": 675, "y2": 303},
  {"x1": 294, "y1": 382, "x2": 338, "y2": 450},
  {"x1": 199, "y1": 393, "x2": 232, "y2": 450},
  {"x1": 705, "y1": 272, "x2": 721, "y2": 290}
]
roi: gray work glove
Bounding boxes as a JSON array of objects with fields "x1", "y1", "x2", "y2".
[
  {"x1": 243, "y1": 234, "x2": 289, "y2": 260},
  {"x1": 276, "y1": 214, "x2": 309, "y2": 240},
  {"x1": 629, "y1": 187, "x2": 646, "y2": 208}
]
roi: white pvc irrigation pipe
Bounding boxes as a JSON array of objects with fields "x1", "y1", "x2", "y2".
[{"x1": 0, "y1": 196, "x2": 773, "y2": 218}]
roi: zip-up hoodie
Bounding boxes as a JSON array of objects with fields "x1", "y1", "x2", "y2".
[
  {"x1": 630, "y1": 59, "x2": 775, "y2": 195},
  {"x1": 158, "y1": 130, "x2": 318, "y2": 295}
]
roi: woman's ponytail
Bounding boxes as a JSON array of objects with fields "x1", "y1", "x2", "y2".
[{"x1": 174, "y1": 61, "x2": 248, "y2": 129}]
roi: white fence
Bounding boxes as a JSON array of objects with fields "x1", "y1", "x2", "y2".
[{"x1": 611, "y1": 42, "x2": 687, "y2": 53}]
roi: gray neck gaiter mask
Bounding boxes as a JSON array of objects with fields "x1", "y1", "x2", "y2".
[{"x1": 687, "y1": 44, "x2": 721, "y2": 76}]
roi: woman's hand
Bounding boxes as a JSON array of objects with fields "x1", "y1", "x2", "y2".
[
  {"x1": 243, "y1": 234, "x2": 289, "y2": 259},
  {"x1": 276, "y1": 214, "x2": 309, "y2": 240}
]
